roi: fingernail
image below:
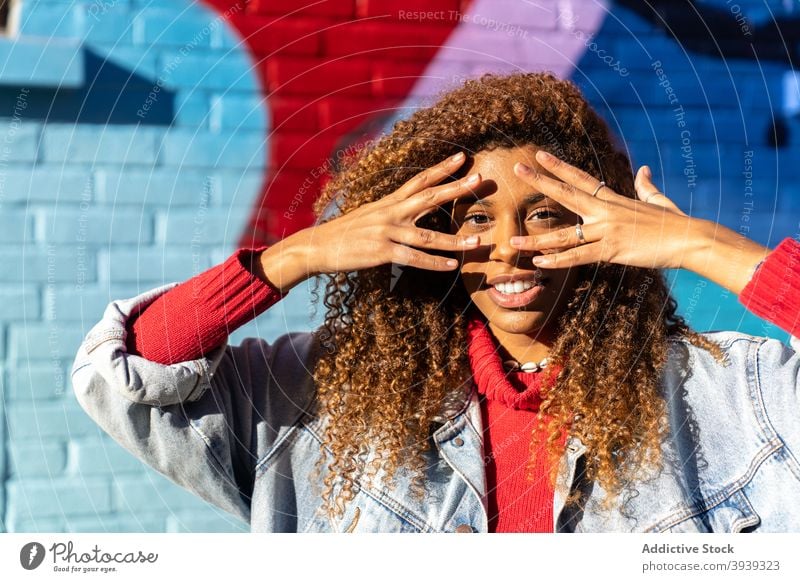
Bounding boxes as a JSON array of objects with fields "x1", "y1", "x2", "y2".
[
  {"x1": 446, "y1": 259, "x2": 459, "y2": 267},
  {"x1": 463, "y1": 236, "x2": 479, "y2": 245},
  {"x1": 515, "y1": 162, "x2": 532, "y2": 175},
  {"x1": 532, "y1": 256, "x2": 550, "y2": 266},
  {"x1": 465, "y1": 173, "x2": 479, "y2": 184},
  {"x1": 451, "y1": 152, "x2": 465, "y2": 162},
  {"x1": 510, "y1": 236, "x2": 524, "y2": 246},
  {"x1": 536, "y1": 150, "x2": 553, "y2": 162}
]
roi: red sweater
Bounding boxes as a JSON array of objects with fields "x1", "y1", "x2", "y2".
[
  {"x1": 465, "y1": 311, "x2": 567, "y2": 532},
  {"x1": 738, "y1": 237, "x2": 800, "y2": 334},
  {"x1": 124, "y1": 237, "x2": 800, "y2": 532}
]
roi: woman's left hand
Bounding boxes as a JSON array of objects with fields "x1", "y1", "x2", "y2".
[
  {"x1": 510, "y1": 149, "x2": 704, "y2": 271},
  {"x1": 511, "y1": 150, "x2": 771, "y2": 296}
]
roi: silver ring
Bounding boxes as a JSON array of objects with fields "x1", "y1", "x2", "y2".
[
  {"x1": 575, "y1": 222, "x2": 586, "y2": 245},
  {"x1": 591, "y1": 181, "x2": 606, "y2": 197}
]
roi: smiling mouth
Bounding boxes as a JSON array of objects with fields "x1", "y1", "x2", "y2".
[
  {"x1": 488, "y1": 277, "x2": 547, "y2": 293},
  {"x1": 483, "y1": 277, "x2": 549, "y2": 309}
]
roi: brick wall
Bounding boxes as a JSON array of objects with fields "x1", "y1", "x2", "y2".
[
  {"x1": 0, "y1": 0, "x2": 272, "y2": 533},
  {"x1": 0, "y1": 0, "x2": 797, "y2": 532}
]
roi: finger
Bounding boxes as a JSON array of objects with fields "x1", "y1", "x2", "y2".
[
  {"x1": 514, "y1": 162, "x2": 595, "y2": 216},
  {"x1": 530, "y1": 242, "x2": 602, "y2": 269},
  {"x1": 634, "y1": 166, "x2": 660, "y2": 201},
  {"x1": 389, "y1": 226, "x2": 481, "y2": 251},
  {"x1": 389, "y1": 244, "x2": 459, "y2": 271},
  {"x1": 509, "y1": 222, "x2": 600, "y2": 251},
  {"x1": 393, "y1": 151, "x2": 467, "y2": 199},
  {"x1": 534, "y1": 150, "x2": 608, "y2": 197},
  {"x1": 404, "y1": 172, "x2": 482, "y2": 218},
  {"x1": 635, "y1": 166, "x2": 686, "y2": 215}
]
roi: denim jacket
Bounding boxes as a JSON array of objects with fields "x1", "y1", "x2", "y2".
[{"x1": 70, "y1": 281, "x2": 800, "y2": 532}]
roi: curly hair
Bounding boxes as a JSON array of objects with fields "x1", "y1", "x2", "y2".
[{"x1": 307, "y1": 71, "x2": 724, "y2": 521}]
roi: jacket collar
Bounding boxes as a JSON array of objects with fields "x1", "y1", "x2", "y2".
[{"x1": 430, "y1": 379, "x2": 475, "y2": 427}]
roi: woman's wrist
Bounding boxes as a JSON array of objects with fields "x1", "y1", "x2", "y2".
[
  {"x1": 683, "y1": 218, "x2": 771, "y2": 296},
  {"x1": 255, "y1": 231, "x2": 315, "y2": 294}
]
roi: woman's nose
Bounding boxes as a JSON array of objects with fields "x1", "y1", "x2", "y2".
[{"x1": 489, "y1": 218, "x2": 531, "y2": 265}]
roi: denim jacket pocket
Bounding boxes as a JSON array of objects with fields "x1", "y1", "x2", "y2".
[
  {"x1": 662, "y1": 490, "x2": 761, "y2": 532},
  {"x1": 300, "y1": 489, "x2": 425, "y2": 533}
]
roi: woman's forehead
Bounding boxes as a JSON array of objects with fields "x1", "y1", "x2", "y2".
[
  {"x1": 469, "y1": 145, "x2": 550, "y2": 173},
  {"x1": 451, "y1": 147, "x2": 560, "y2": 209}
]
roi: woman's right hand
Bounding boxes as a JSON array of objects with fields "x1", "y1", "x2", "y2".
[{"x1": 256, "y1": 152, "x2": 484, "y2": 293}]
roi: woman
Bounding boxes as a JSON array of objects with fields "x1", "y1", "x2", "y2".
[{"x1": 72, "y1": 72, "x2": 800, "y2": 532}]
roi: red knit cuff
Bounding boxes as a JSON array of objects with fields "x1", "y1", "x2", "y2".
[
  {"x1": 739, "y1": 237, "x2": 800, "y2": 337},
  {"x1": 126, "y1": 245, "x2": 287, "y2": 364},
  {"x1": 220, "y1": 244, "x2": 287, "y2": 314}
]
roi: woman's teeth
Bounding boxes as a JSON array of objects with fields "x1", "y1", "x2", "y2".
[{"x1": 493, "y1": 280, "x2": 538, "y2": 295}]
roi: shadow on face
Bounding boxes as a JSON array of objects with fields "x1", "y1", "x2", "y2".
[{"x1": 447, "y1": 145, "x2": 583, "y2": 341}]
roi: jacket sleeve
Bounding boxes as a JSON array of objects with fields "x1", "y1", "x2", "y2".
[
  {"x1": 736, "y1": 237, "x2": 800, "y2": 459},
  {"x1": 70, "y1": 282, "x2": 321, "y2": 524},
  {"x1": 754, "y1": 333, "x2": 800, "y2": 467}
]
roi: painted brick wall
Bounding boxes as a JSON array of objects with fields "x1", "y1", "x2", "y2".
[
  {"x1": 0, "y1": 0, "x2": 276, "y2": 533},
  {"x1": 1, "y1": 0, "x2": 798, "y2": 533},
  {"x1": 199, "y1": 0, "x2": 473, "y2": 244}
]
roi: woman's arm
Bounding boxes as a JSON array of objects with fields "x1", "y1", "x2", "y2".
[
  {"x1": 126, "y1": 245, "x2": 285, "y2": 365},
  {"x1": 71, "y1": 153, "x2": 490, "y2": 524},
  {"x1": 71, "y1": 282, "x2": 322, "y2": 524},
  {"x1": 124, "y1": 151, "x2": 492, "y2": 365}
]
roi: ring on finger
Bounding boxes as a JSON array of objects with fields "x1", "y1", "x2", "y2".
[
  {"x1": 575, "y1": 222, "x2": 587, "y2": 245},
  {"x1": 591, "y1": 181, "x2": 606, "y2": 197}
]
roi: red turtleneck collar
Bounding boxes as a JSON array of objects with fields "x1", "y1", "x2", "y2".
[
  {"x1": 464, "y1": 307, "x2": 565, "y2": 533},
  {"x1": 465, "y1": 308, "x2": 562, "y2": 410}
]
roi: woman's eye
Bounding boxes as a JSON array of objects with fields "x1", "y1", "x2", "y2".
[
  {"x1": 462, "y1": 209, "x2": 562, "y2": 226},
  {"x1": 463, "y1": 214, "x2": 489, "y2": 225},
  {"x1": 529, "y1": 209, "x2": 562, "y2": 221}
]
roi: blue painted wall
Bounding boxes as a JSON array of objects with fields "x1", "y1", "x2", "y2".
[
  {"x1": 0, "y1": 0, "x2": 797, "y2": 533},
  {"x1": 0, "y1": 0, "x2": 321, "y2": 533}
]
